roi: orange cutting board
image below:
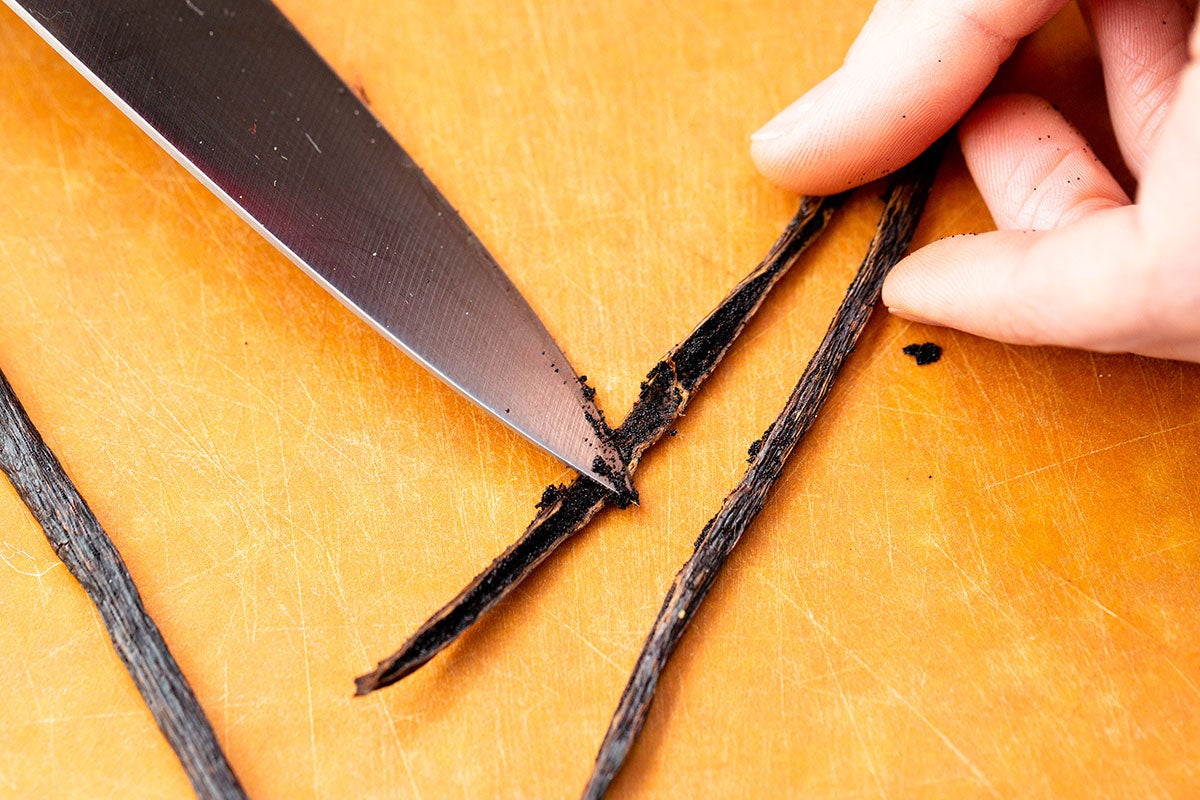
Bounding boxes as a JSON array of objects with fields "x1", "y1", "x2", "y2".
[{"x1": 1, "y1": 2, "x2": 1197, "y2": 797}]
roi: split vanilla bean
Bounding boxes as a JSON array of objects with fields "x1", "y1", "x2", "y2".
[
  {"x1": 355, "y1": 193, "x2": 846, "y2": 694},
  {"x1": 581, "y1": 140, "x2": 946, "y2": 799},
  {"x1": 0, "y1": 370, "x2": 248, "y2": 800}
]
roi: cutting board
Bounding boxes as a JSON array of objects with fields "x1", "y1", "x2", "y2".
[{"x1": 1, "y1": 2, "x2": 1197, "y2": 797}]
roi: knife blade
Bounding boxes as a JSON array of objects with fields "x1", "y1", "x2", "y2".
[{"x1": 4, "y1": 0, "x2": 631, "y2": 496}]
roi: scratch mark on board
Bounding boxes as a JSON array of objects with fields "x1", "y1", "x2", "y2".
[
  {"x1": 0, "y1": 542, "x2": 62, "y2": 592},
  {"x1": 982, "y1": 420, "x2": 1200, "y2": 491},
  {"x1": 544, "y1": 609, "x2": 623, "y2": 672},
  {"x1": 290, "y1": 543, "x2": 321, "y2": 799},
  {"x1": 805, "y1": 612, "x2": 1002, "y2": 798}
]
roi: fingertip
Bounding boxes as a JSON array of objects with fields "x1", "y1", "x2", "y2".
[
  {"x1": 957, "y1": 92, "x2": 1033, "y2": 145},
  {"x1": 750, "y1": 72, "x2": 838, "y2": 144},
  {"x1": 957, "y1": 93, "x2": 1129, "y2": 230},
  {"x1": 889, "y1": 231, "x2": 1092, "y2": 351},
  {"x1": 750, "y1": 69, "x2": 955, "y2": 195},
  {"x1": 882, "y1": 237, "x2": 979, "y2": 332},
  {"x1": 750, "y1": 2, "x2": 1066, "y2": 195},
  {"x1": 883, "y1": 229, "x2": 1090, "y2": 347},
  {"x1": 882, "y1": 209, "x2": 1164, "y2": 355},
  {"x1": 750, "y1": 72, "x2": 853, "y2": 195}
]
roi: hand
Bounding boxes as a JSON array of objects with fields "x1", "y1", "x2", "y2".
[{"x1": 750, "y1": 0, "x2": 1200, "y2": 363}]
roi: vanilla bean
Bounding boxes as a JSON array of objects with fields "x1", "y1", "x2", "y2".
[
  {"x1": 355, "y1": 194, "x2": 846, "y2": 695},
  {"x1": 0, "y1": 370, "x2": 248, "y2": 800},
  {"x1": 581, "y1": 140, "x2": 946, "y2": 800}
]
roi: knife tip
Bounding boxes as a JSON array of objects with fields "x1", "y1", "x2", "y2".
[{"x1": 585, "y1": 449, "x2": 638, "y2": 507}]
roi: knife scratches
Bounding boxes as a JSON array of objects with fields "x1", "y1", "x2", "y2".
[
  {"x1": 0, "y1": 369, "x2": 249, "y2": 800},
  {"x1": 354, "y1": 192, "x2": 845, "y2": 695}
]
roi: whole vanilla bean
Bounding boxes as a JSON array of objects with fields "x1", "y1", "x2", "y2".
[
  {"x1": 0, "y1": 370, "x2": 248, "y2": 800},
  {"x1": 355, "y1": 193, "x2": 846, "y2": 694},
  {"x1": 582, "y1": 140, "x2": 946, "y2": 799}
]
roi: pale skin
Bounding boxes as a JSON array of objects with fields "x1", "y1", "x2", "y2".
[{"x1": 751, "y1": 0, "x2": 1200, "y2": 363}]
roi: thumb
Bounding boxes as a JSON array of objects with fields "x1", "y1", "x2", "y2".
[
  {"x1": 883, "y1": 24, "x2": 1200, "y2": 362},
  {"x1": 881, "y1": 210, "x2": 1166, "y2": 355}
]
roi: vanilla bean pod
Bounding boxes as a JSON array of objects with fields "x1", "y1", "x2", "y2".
[
  {"x1": 582, "y1": 140, "x2": 946, "y2": 800},
  {"x1": 355, "y1": 193, "x2": 846, "y2": 695},
  {"x1": 0, "y1": 370, "x2": 248, "y2": 800}
]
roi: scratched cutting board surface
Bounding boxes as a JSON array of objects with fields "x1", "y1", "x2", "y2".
[{"x1": 1, "y1": 1, "x2": 1198, "y2": 797}]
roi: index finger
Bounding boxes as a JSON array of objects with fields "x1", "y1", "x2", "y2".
[{"x1": 750, "y1": 0, "x2": 1066, "y2": 195}]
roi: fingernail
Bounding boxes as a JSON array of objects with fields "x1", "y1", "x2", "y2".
[
  {"x1": 750, "y1": 73, "x2": 836, "y2": 142},
  {"x1": 751, "y1": 100, "x2": 814, "y2": 142}
]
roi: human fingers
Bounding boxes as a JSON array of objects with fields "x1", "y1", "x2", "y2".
[
  {"x1": 883, "y1": 82, "x2": 1200, "y2": 362},
  {"x1": 1107, "y1": 11, "x2": 1200, "y2": 344},
  {"x1": 958, "y1": 93, "x2": 1130, "y2": 231},
  {"x1": 881, "y1": 210, "x2": 1200, "y2": 360},
  {"x1": 883, "y1": 87, "x2": 1200, "y2": 360},
  {"x1": 1136, "y1": 11, "x2": 1200, "y2": 251},
  {"x1": 1081, "y1": 0, "x2": 1193, "y2": 178},
  {"x1": 750, "y1": 0, "x2": 1066, "y2": 195}
]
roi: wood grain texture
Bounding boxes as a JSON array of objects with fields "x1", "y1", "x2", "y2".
[{"x1": 0, "y1": 2, "x2": 1197, "y2": 799}]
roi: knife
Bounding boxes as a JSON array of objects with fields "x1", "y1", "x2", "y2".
[{"x1": 3, "y1": 0, "x2": 632, "y2": 496}]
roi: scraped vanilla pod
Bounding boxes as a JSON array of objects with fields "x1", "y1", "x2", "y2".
[
  {"x1": 0, "y1": 370, "x2": 248, "y2": 800},
  {"x1": 354, "y1": 193, "x2": 846, "y2": 695},
  {"x1": 582, "y1": 139, "x2": 947, "y2": 800}
]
